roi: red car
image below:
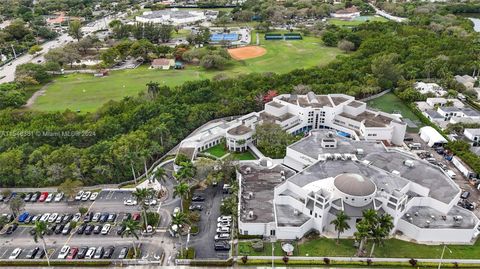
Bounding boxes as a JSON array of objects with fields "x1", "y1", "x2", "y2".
[
  {"x1": 67, "y1": 247, "x2": 78, "y2": 259},
  {"x1": 38, "y1": 192, "x2": 49, "y2": 202},
  {"x1": 132, "y1": 213, "x2": 141, "y2": 222}
]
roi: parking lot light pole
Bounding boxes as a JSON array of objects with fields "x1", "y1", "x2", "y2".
[
  {"x1": 270, "y1": 236, "x2": 276, "y2": 269},
  {"x1": 438, "y1": 244, "x2": 452, "y2": 269}
]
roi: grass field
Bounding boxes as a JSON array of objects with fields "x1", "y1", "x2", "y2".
[
  {"x1": 32, "y1": 34, "x2": 341, "y2": 112},
  {"x1": 231, "y1": 150, "x2": 256, "y2": 160},
  {"x1": 204, "y1": 143, "x2": 228, "y2": 158},
  {"x1": 367, "y1": 92, "x2": 423, "y2": 131},
  {"x1": 238, "y1": 237, "x2": 480, "y2": 259},
  {"x1": 328, "y1": 15, "x2": 388, "y2": 27}
]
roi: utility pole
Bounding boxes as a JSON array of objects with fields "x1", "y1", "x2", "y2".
[{"x1": 438, "y1": 244, "x2": 452, "y2": 269}]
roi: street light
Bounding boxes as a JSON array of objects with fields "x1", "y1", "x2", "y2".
[
  {"x1": 438, "y1": 244, "x2": 452, "y2": 269},
  {"x1": 270, "y1": 236, "x2": 276, "y2": 269}
]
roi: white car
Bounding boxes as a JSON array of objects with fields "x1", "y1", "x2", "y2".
[
  {"x1": 57, "y1": 245, "x2": 70, "y2": 259},
  {"x1": 92, "y1": 212, "x2": 101, "y2": 222},
  {"x1": 40, "y1": 213, "x2": 50, "y2": 222},
  {"x1": 54, "y1": 192, "x2": 64, "y2": 202},
  {"x1": 74, "y1": 190, "x2": 84, "y2": 201},
  {"x1": 32, "y1": 214, "x2": 42, "y2": 222},
  {"x1": 124, "y1": 199, "x2": 137, "y2": 206},
  {"x1": 48, "y1": 213, "x2": 58, "y2": 223},
  {"x1": 217, "y1": 222, "x2": 230, "y2": 228},
  {"x1": 9, "y1": 248, "x2": 22, "y2": 259},
  {"x1": 45, "y1": 193, "x2": 54, "y2": 202},
  {"x1": 89, "y1": 192, "x2": 99, "y2": 201},
  {"x1": 217, "y1": 227, "x2": 230, "y2": 233},
  {"x1": 214, "y1": 233, "x2": 230, "y2": 241},
  {"x1": 72, "y1": 213, "x2": 82, "y2": 222},
  {"x1": 81, "y1": 191, "x2": 91, "y2": 201},
  {"x1": 144, "y1": 199, "x2": 157, "y2": 206},
  {"x1": 101, "y1": 224, "x2": 111, "y2": 235},
  {"x1": 85, "y1": 247, "x2": 96, "y2": 259},
  {"x1": 217, "y1": 216, "x2": 232, "y2": 222}
]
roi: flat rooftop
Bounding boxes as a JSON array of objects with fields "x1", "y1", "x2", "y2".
[
  {"x1": 239, "y1": 163, "x2": 296, "y2": 223},
  {"x1": 361, "y1": 151, "x2": 459, "y2": 203},
  {"x1": 268, "y1": 102, "x2": 284, "y2": 108},
  {"x1": 259, "y1": 111, "x2": 295, "y2": 123},
  {"x1": 348, "y1": 100, "x2": 364, "y2": 108},
  {"x1": 339, "y1": 111, "x2": 396, "y2": 128},
  {"x1": 402, "y1": 206, "x2": 476, "y2": 229},
  {"x1": 331, "y1": 96, "x2": 349, "y2": 106},
  {"x1": 288, "y1": 130, "x2": 385, "y2": 159},
  {"x1": 227, "y1": 125, "x2": 252, "y2": 136},
  {"x1": 276, "y1": 204, "x2": 310, "y2": 227},
  {"x1": 279, "y1": 94, "x2": 333, "y2": 108}
]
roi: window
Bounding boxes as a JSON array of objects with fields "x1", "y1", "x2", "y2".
[
  {"x1": 309, "y1": 210, "x2": 312, "y2": 215},
  {"x1": 244, "y1": 230, "x2": 248, "y2": 235},
  {"x1": 270, "y1": 230, "x2": 276, "y2": 236}
]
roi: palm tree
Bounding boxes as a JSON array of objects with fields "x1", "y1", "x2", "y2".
[
  {"x1": 173, "y1": 183, "x2": 190, "y2": 212},
  {"x1": 175, "y1": 161, "x2": 196, "y2": 182},
  {"x1": 171, "y1": 212, "x2": 188, "y2": 258},
  {"x1": 153, "y1": 167, "x2": 168, "y2": 184},
  {"x1": 330, "y1": 211, "x2": 351, "y2": 244},
  {"x1": 32, "y1": 221, "x2": 50, "y2": 266},
  {"x1": 362, "y1": 209, "x2": 377, "y2": 226},
  {"x1": 121, "y1": 219, "x2": 141, "y2": 258},
  {"x1": 354, "y1": 219, "x2": 370, "y2": 257},
  {"x1": 132, "y1": 188, "x2": 155, "y2": 230}
]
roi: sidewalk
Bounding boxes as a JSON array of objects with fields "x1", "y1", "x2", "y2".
[{"x1": 250, "y1": 255, "x2": 480, "y2": 264}]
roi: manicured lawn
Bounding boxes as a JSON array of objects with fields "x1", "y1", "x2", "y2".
[
  {"x1": 239, "y1": 237, "x2": 480, "y2": 259},
  {"x1": 204, "y1": 143, "x2": 228, "y2": 158},
  {"x1": 33, "y1": 34, "x2": 341, "y2": 112},
  {"x1": 231, "y1": 150, "x2": 257, "y2": 160},
  {"x1": 328, "y1": 16, "x2": 388, "y2": 27},
  {"x1": 367, "y1": 92, "x2": 423, "y2": 131}
]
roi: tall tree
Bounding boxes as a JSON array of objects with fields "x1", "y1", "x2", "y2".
[
  {"x1": 171, "y1": 211, "x2": 188, "y2": 257},
  {"x1": 32, "y1": 221, "x2": 50, "y2": 266},
  {"x1": 9, "y1": 196, "x2": 24, "y2": 217},
  {"x1": 121, "y1": 219, "x2": 141, "y2": 258},
  {"x1": 158, "y1": 24, "x2": 173, "y2": 43},
  {"x1": 132, "y1": 187, "x2": 155, "y2": 229},
  {"x1": 57, "y1": 179, "x2": 83, "y2": 201},
  {"x1": 175, "y1": 161, "x2": 196, "y2": 183},
  {"x1": 68, "y1": 20, "x2": 83, "y2": 41},
  {"x1": 173, "y1": 182, "x2": 190, "y2": 212},
  {"x1": 330, "y1": 211, "x2": 351, "y2": 243}
]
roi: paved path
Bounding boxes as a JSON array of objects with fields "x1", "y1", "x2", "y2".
[
  {"x1": 369, "y1": 3, "x2": 408, "y2": 23},
  {"x1": 251, "y1": 255, "x2": 480, "y2": 264}
]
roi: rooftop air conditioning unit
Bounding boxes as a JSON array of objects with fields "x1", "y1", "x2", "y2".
[
  {"x1": 430, "y1": 215, "x2": 435, "y2": 220},
  {"x1": 408, "y1": 217, "x2": 413, "y2": 222},
  {"x1": 281, "y1": 175, "x2": 286, "y2": 181},
  {"x1": 356, "y1": 149, "x2": 364, "y2": 155},
  {"x1": 245, "y1": 167, "x2": 251, "y2": 174},
  {"x1": 328, "y1": 132, "x2": 334, "y2": 138},
  {"x1": 404, "y1": 160, "x2": 415, "y2": 168},
  {"x1": 414, "y1": 212, "x2": 419, "y2": 216},
  {"x1": 425, "y1": 220, "x2": 430, "y2": 227},
  {"x1": 281, "y1": 170, "x2": 285, "y2": 176},
  {"x1": 362, "y1": 160, "x2": 371, "y2": 165},
  {"x1": 405, "y1": 213, "x2": 410, "y2": 218},
  {"x1": 248, "y1": 211, "x2": 254, "y2": 219},
  {"x1": 293, "y1": 209, "x2": 300, "y2": 216},
  {"x1": 392, "y1": 170, "x2": 401, "y2": 176},
  {"x1": 454, "y1": 215, "x2": 463, "y2": 222}
]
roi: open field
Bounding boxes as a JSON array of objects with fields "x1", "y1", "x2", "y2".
[
  {"x1": 328, "y1": 15, "x2": 388, "y2": 27},
  {"x1": 32, "y1": 34, "x2": 341, "y2": 112},
  {"x1": 239, "y1": 237, "x2": 480, "y2": 259},
  {"x1": 367, "y1": 92, "x2": 423, "y2": 131}
]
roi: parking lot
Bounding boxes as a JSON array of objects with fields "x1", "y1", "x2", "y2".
[
  {"x1": 188, "y1": 183, "x2": 231, "y2": 259},
  {"x1": 0, "y1": 190, "x2": 163, "y2": 261}
]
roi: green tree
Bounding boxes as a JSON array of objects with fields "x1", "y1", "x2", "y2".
[
  {"x1": 32, "y1": 221, "x2": 50, "y2": 266},
  {"x1": 159, "y1": 24, "x2": 173, "y2": 43},
  {"x1": 153, "y1": 167, "x2": 168, "y2": 184},
  {"x1": 57, "y1": 179, "x2": 83, "y2": 201},
  {"x1": 9, "y1": 196, "x2": 25, "y2": 217},
  {"x1": 28, "y1": 45, "x2": 42, "y2": 55},
  {"x1": 171, "y1": 211, "x2": 189, "y2": 257},
  {"x1": 330, "y1": 211, "x2": 351, "y2": 243},
  {"x1": 371, "y1": 53, "x2": 401, "y2": 89},
  {"x1": 175, "y1": 161, "x2": 196, "y2": 183},
  {"x1": 173, "y1": 182, "x2": 190, "y2": 212},
  {"x1": 121, "y1": 219, "x2": 141, "y2": 258},
  {"x1": 132, "y1": 187, "x2": 155, "y2": 229},
  {"x1": 68, "y1": 20, "x2": 83, "y2": 41},
  {"x1": 79, "y1": 207, "x2": 88, "y2": 215}
]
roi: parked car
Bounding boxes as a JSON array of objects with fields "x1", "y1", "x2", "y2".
[
  {"x1": 38, "y1": 192, "x2": 49, "y2": 202},
  {"x1": 81, "y1": 191, "x2": 91, "y2": 201},
  {"x1": 84, "y1": 212, "x2": 93, "y2": 222},
  {"x1": 46, "y1": 224, "x2": 56, "y2": 235},
  {"x1": 216, "y1": 227, "x2": 230, "y2": 233},
  {"x1": 191, "y1": 195, "x2": 205, "y2": 202},
  {"x1": 107, "y1": 213, "x2": 117, "y2": 222},
  {"x1": 48, "y1": 213, "x2": 58, "y2": 223},
  {"x1": 24, "y1": 214, "x2": 34, "y2": 224},
  {"x1": 25, "y1": 247, "x2": 39, "y2": 259},
  {"x1": 214, "y1": 233, "x2": 230, "y2": 241},
  {"x1": 217, "y1": 216, "x2": 232, "y2": 222},
  {"x1": 93, "y1": 225, "x2": 102, "y2": 234},
  {"x1": 9, "y1": 248, "x2": 22, "y2": 259},
  {"x1": 116, "y1": 224, "x2": 126, "y2": 235},
  {"x1": 40, "y1": 213, "x2": 50, "y2": 222},
  {"x1": 34, "y1": 249, "x2": 46, "y2": 259},
  {"x1": 54, "y1": 192, "x2": 64, "y2": 202},
  {"x1": 72, "y1": 213, "x2": 82, "y2": 222},
  {"x1": 461, "y1": 191, "x2": 470, "y2": 200},
  {"x1": 55, "y1": 214, "x2": 64, "y2": 224},
  {"x1": 122, "y1": 213, "x2": 131, "y2": 222},
  {"x1": 75, "y1": 190, "x2": 84, "y2": 201},
  {"x1": 18, "y1": 212, "x2": 30, "y2": 223},
  {"x1": 23, "y1": 193, "x2": 33, "y2": 202},
  {"x1": 57, "y1": 245, "x2": 70, "y2": 259},
  {"x1": 101, "y1": 224, "x2": 111, "y2": 235},
  {"x1": 92, "y1": 212, "x2": 101, "y2": 222},
  {"x1": 90, "y1": 192, "x2": 99, "y2": 201},
  {"x1": 77, "y1": 223, "x2": 87, "y2": 234},
  {"x1": 132, "y1": 213, "x2": 140, "y2": 221},
  {"x1": 85, "y1": 224, "x2": 94, "y2": 235},
  {"x1": 94, "y1": 247, "x2": 104, "y2": 259},
  {"x1": 45, "y1": 193, "x2": 54, "y2": 202},
  {"x1": 67, "y1": 247, "x2": 78, "y2": 259},
  {"x1": 62, "y1": 223, "x2": 72, "y2": 235},
  {"x1": 30, "y1": 192, "x2": 40, "y2": 202},
  {"x1": 124, "y1": 199, "x2": 137, "y2": 206},
  {"x1": 144, "y1": 199, "x2": 157, "y2": 206},
  {"x1": 217, "y1": 222, "x2": 230, "y2": 228},
  {"x1": 85, "y1": 247, "x2": 96, "y2": 259},
  {"x1": 32, "y1": 214, "x2": 41, "y2": 223},
  {"x1": 77, "y1": 247, "x2": 88, "y2": 259},
  {"x1": 54, "y1": 224, "x2": 65, "y2": 234},
  {"x1": 99, "y1": 213, "x2": 108, "y2": 223},
  {"x1": 118, "y1": 247, "x2": 128, "y2": 259},
  {"x1": 5, "y1": 223, "x2": 18, "y2": 234},
  {"x1": 189, "y1": 204, "x2": 203, "y2": 211},
  {"x1": 103, "y1": 246, "x2": 115, "y2": 259},
  {"x1": 214, "y1": 241, "x2": 231, "y2": 251}
]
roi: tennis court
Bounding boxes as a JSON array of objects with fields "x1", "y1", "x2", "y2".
[{"x1": 210, "y1": 33, "x2": 239, "y2": 42}]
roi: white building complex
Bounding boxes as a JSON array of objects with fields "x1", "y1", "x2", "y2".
[
  {"x1": 136, "y1": 9, "x2": 217, "y2": 25},
  {"x1": 177, "y1": 92, "x2": 407, "y2": 161},
  {"x1": 237, "y1": 130, "x2": 479, "y2": 244}
]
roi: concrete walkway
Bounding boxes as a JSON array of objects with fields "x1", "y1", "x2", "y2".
[
  {"x1": 250, "y1": 255, "x2": 480, "y2": 264},
  {"x1": 248, "y1": 143, "x2": 265, "y2": 159},
  {"x1": 369, "y1": 3, "x2": 408, "y2": 23}
]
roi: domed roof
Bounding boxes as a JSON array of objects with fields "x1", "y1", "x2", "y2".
[{"x1": 334, "y1": 173, "x2": 376, "y2": 196}]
